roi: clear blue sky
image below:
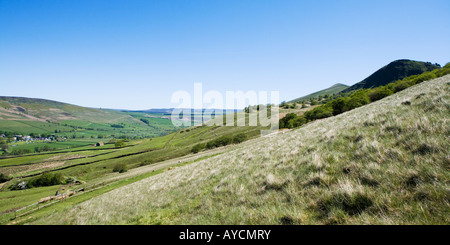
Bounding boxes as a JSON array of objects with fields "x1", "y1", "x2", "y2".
[{"x1": 1, "y1": 0, "x2": 449, "y2": 110}]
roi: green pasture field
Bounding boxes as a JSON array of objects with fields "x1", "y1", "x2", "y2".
[
  {"x1": 0, "y1": 120, "x2": 73, "y2": 134},
  {"x1": 9, "y1": 139, "x2": 99, "y2": 151}
]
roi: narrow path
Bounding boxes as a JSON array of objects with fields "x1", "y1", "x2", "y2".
[{"x1": 162, "y1": 130, "x2": 179, "y2": 149}]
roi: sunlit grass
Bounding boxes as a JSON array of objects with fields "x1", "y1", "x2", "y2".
[{"x1": 30, "y1": 75, "x2": 450, "y2": 225}]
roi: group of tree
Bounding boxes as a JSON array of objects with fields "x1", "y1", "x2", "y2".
[
  {"x1": 191, "y1": 133, "x2": 248, "y2": 153},
  {"x1": 2, "y1": 144, "x2": 57, "y2": 156},
  {"x1": 0, "y1": 139, "x2": 8, "y2": 152},
  {"x1": 8, "y1": 172, "x2": 65, "y2": 190},
  {"x1": 244, "y1": 104, "x2": 274, "y2": 113},
  {"x1": 27, "y1": 172, "x2": 64, "y2": 188},
  {"x1": 0, "y1": 173, "x2": 12, "y2": 183},
  {"x1": 280, "y1": 102, "x2": 299, "y2": 109},
  {"x1": 9, "y1": 149, "x2": 32, "y2": 155},
  {"x1": 113, "y1": 163, "x2": 128, "y2": 173},
  {"x1": 140, "y1": 118, "x2": 150, "y2": 125},
  {"x1": 281, "y1": 93, "x2": 345, "y2": 110},
  {"x1": 280, "y1": 63, "x2": 450, "y2": 129},
  {"x1": 34, "y1": 145, "x2": 55, "y2": 153},
  {"x1": 301, "y1": 94, "x2": 342, "y2": 107}
]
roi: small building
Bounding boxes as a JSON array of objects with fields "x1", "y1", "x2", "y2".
[
  {"x1": 96, "y1": 142, "x2": 104, "y2": 147},
  {"x1": 0, "y1": 134, "x2": 5, "y2": 138}
]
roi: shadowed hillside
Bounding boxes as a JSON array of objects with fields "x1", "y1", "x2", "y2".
[{"x1": 342, "y1": 59, "x2": 440, "y2": 93}]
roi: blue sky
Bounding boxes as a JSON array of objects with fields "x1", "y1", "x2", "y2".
[{"x1": 1, "y1": 0, "x2": 449, "y2": 110}]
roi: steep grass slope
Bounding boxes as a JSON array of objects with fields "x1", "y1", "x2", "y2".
[{"x1": 32, "y1": 75, "x2": 450, "y2": 225}]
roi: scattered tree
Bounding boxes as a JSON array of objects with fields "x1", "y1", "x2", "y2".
[
  {"x1": 191, "y1": 143, "x2": 206, "y2": 154},
  {"x1": 115, "y1": 140, "x2": 126, "y2": 148},
  {"x1": 232, "y1": 133, "x2": 248, "y2": 144},
  {"x1": 113, "y1": 163, "x2": 128, "y2": 173},
  {"x1": 0, "y1": 173, "x2": 12, "y2": 183},
  {"x1": 368, "y1": 87, "x2": 393, "y2": 102}
]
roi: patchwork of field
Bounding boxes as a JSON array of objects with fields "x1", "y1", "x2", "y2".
[{"x1": 0, "y1": 111, "x2": 271, "y2": 222}]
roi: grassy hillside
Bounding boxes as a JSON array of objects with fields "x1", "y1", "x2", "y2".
[
  {"x1": 30, "y1": 74, "x2": 450, "y2": 225},
  {"x1": 0, "y1": 96, "x2": 131, "y2": 123},
  {"x1": 0, "y1": 97, "x2": 183, "y2": 154},
  {"x1": 342, "y1": 59, "x2": 440, "y2": 93},
  {"x1": 289, "y1": 83, "x2": 349, "y2": 103}
]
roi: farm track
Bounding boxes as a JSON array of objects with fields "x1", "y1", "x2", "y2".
[{"x1": 162, "y1": 130, "x2": 179, "y2": 149}]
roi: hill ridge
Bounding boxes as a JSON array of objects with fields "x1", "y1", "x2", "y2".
[
  {"x1": 342, "y1": 59, "x2": 440, "y2": 93},
  {"x1": 289, "y1": 83, "x2": 349, "y2": 103}
]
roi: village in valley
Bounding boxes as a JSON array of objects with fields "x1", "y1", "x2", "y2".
[
  {"x1": 0, "y1": 133, "x2": 65, "y2": 143},
  {"x1": 0, "y1": 132, "x2": 71, "y2": 156}
]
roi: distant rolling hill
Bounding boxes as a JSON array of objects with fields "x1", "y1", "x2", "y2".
[
  {"x1": 0, "y1": 97, "x2": 180, "y2": 138},
  {"x1": 342, "y1": 59, "x2": 440, "y2": 93},
  {"x1": 289, "y1": 83, "x2": 349, "y2": 103},
  {"x1": 122, "y1": 108, "x2": 240, "y2": 125},
  {"x1": 0, "y1": 96, "x2": 134, "y2": 124},
  {"x1": 125, "y1": 108, "x2": 239, "y2": 115}
]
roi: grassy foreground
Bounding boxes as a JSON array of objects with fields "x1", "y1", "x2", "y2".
[{"x1": 32, "y1": 75, "x2": 450, "y2": 225}]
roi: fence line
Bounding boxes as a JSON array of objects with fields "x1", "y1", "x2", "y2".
[{"x1": 0, "y1": 181, "x2": 107, "y2": 224}]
